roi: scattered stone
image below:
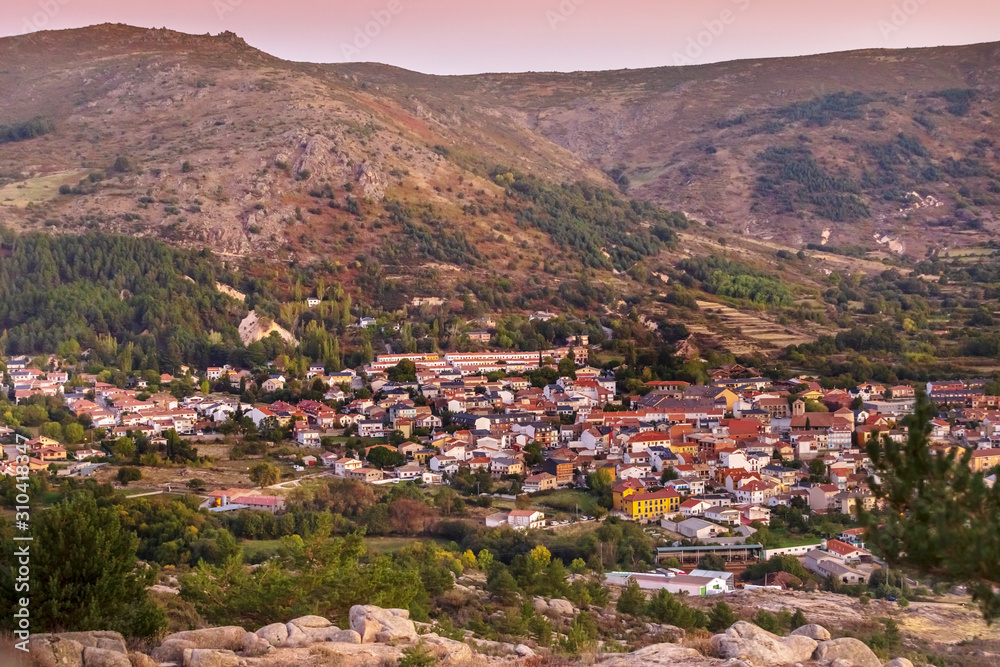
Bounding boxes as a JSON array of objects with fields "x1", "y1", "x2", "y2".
[
  {"x1": 812, "y1": 637, "x2": 882, "y2": 667},
  {"x1": 790, "y1": 624, "x2": 832, "y2": 642},
  {"x1": 349, "y1": 605, "x2": 417, "y2": 644},
  {"x1": 885, "y1": 659, "x2": 915, "y2": 667},
  {"x1": 710, "y1": 621, "x2": 818, "y2": 665},
  {"x1": 515, "y1": 644, "x2": 536, "y2": 658}
]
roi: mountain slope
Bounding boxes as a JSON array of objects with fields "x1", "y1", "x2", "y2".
[{"x1": 334, "y1": 42, "x2": 1000, "y2": 257}]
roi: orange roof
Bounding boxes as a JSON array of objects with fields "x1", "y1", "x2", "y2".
[
  {"x1": 631, "y1": 488, "x2": 681, "y2": 502},
  {"x1": 825, "y1": 539, "x2": 862, "y2": 556}
]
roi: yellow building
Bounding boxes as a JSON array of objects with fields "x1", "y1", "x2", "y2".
[
  {"x1": 669, "y1": 441, "x2": 699, "y2": 457},
  {"x1": 971, "y1": 448, "x2": 1000, "y2": 473},
  {"x1": 624, "y1": 489, "x2": 681, "y2": 521},
  {"x1": 612, "y1": 479, "x2": 643, "y2": 512}
]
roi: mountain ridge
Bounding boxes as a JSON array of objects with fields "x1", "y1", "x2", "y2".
[{"x1": 1, "y1": 24, "x2": 999, "y2": 273}]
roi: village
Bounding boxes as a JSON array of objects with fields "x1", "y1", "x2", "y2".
[{"x1": 2, "y1": 335, "x2": 999, "y2": 599}]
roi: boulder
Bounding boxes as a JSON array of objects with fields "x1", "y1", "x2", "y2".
[
  {"x1": 127, "y1": 653, "x2": 158, "y2": 667},
  {"x1": 254, "y1": 623, "x2": 288, "y2": 647},
  {"x1": 546, "y1": 598, "x2": 575, "y2": 616},
  {"x1": 419, "y1": 634, "x2": 475, "y2": 665},
  {"x1": 600, "y1": 643, "x2": 732, "y2": 666},
  {"x1": 710, "y1": 621, "x2": 817, "y2": 665},
  {"x1": 151, "y1": 627, "x2": 247, "y2": 663},
  {"x1": 81, "y1": 647, "x2": 131, "y2": 667},
  {"x1": 55, "y1": 632, "x2": 127, "y2": 655},
  {"x1": 885, "y1": 660, "x2": 915, "y2": 667},
  {"x1": 790, "y1": 624, "x2": 832, "y2": 642},
  {"x1": 645, "y1": 623, "x2": 686, "y2": 643},
  {"x1": 532, "y1": 597, "x2": 549, "y2": 613},
  {"x1": 515, "y1": 644, "x2": 536, "y2": 658},
  {"x1": 812, "y1": 638, "x2": 882, "y2": 667},
  {"x1": 27, "y1": 635, "x2": 85, "y2": 667},
  {"x1": 250, "y1": 643, "x2": 401, "y2": 667},
  {"x1": 280, "y1": 624, "x2": 347, "y2": 648},
  {"x1": 349, "y1": 605, "x2": 417, "y2": 644},
  {"x1": 181, "y1": 648, "x2": 240, "y2": 667},
  {"x1": 287, "y1": 615, "x2": 333, "y2": 630},
  {"x1": 325, "y1": 630, "x2": 362, "y2": 644},
  {"x1": 241, "y1": 632, "x2": 272, "y2": 656}
]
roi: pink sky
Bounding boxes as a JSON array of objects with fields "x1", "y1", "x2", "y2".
[{"x1": 3, "y1": 0, "x2": 999, "y2": 74}]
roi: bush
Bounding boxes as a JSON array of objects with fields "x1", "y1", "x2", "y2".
[
  {"x1": 616, "y1": 578, "x2": 646, "y2": 615},
  {"x1": 117, "y1": 467, "x2": 142, "y2": 485},
  {"x1": 708, "y1": 600, "x2": 738, "y2": 632},
  {"x1": 0, "y1": 116, "x2": 54, "y2": 144},
  {"x1": 399, "y1": 641, "x2": 435, "y2": 667},
  {"x1": 752, "y1": 610, "x2": 782, "y2": 634}
]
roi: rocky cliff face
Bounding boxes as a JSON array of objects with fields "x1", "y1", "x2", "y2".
[{"x1": 21, "y1": 605, "x2": 919, "y2": 667}]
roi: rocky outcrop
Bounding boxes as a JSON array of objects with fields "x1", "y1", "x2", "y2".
[
  {"x1": 790, "y1": 623, "x2": 832, "y2": 641},
  {"x1": 27, "y1": 631, "x2": 131, "y2": 667},
  {"x1": 150, "y1": 626, "x2": 248, "y2": 663},
  {"x1": 600, "y1": 643, "x2": 733, "y2": 666},
  {"x1": 253, "y1": 623, "x2": 288, "y2": 647},
  {"x1": 28, "y1": 611, "x2": 921, "y2": 667},
  {"x1": 80, "y1": 647, "x2": 130, "y2": 667},
  {"x1": 710, "y1": 621, "x2": 818, "y2": 665},
  {"x1": 532, "y1": 596, "x2": 575, "y2": 616},
  {"x1": 812, "y1": 637, "x2": 882, "y2": 667},
  {"x1": 349, "y1": 605, "x2": 417, "y2": 644},
  {"x1": 238, "y1": 310, "x2": 296, "y2": 346}
]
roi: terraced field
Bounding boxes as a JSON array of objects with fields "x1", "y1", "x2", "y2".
[{"x1": 690, "y1": 300, "x2": 822, "y2": 355}]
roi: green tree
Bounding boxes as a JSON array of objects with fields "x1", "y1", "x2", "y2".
[
  {"x1": 113, "y1": 437, "x2": 136, "y2": 461},
  {"x1": 249, "y1": 462, "x2": 279, "y2": 488},
  {"x1": 0, "y1": 494, "x2": 165, "y2": 637},
  {"x1": 180, "y1": 522, "x2": 423, "y2": 628},
  {"x1": 40, "y1": 421, "x2": 63, "y2": 442},
  {"x1": 63, "y1": 423, "x2": 85, "y2": 445},
  {"x1": 708, "y1": 600, "x2": 738, "y2": 632},
  {"x1": 367, "y1": 446, "x2": 405, "y2": 469},
  {"x1": 523, "y1": 441, "x2": 544, "y2": 467},
  {"x1": 117, "y1": 467, "x2": 142, "y2": 485},
  {"x1": 616, "y1": 578, "x2": 647, "y2": 615},
  {"x1": 863, "y1": 391, "x2": 1000, "y2": 622},
  {"x1": 790, "y1": 608, "x2": 808, "y2": 630}
]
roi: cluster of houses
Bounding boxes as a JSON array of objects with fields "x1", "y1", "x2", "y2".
[{"x1": 5, "y1": 352, "x2": 1000, "y2": 539}]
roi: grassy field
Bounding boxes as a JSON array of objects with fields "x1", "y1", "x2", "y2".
[
  {"x1": 531, "y1": 489, "x2": 603, "y2": 517},
  {"x1": 768, "y1": 534, "x2": 825, "y2": 549},
  {"x1": 0, "y1": 170, "x2": 89, "y2": 207}
]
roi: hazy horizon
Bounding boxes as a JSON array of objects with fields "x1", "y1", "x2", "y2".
[{"x1": 3, "y1": 0, "x2": 999, "y2": 75}]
